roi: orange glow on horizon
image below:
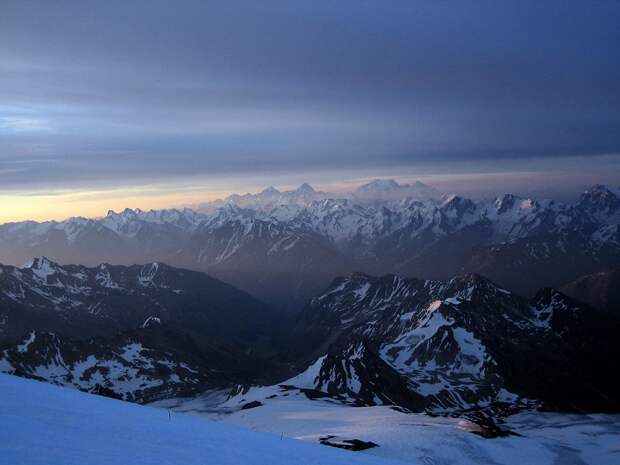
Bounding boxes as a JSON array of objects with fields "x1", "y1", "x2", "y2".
[
  {"x1": 0, "y1": 188, "x2": 227, "y2": 223},
  {"x1": 3, "y1": 163, "x2": 616, "y2": 224}
]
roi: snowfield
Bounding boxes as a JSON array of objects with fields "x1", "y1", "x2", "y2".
[
  {"x1": 154, "y1": 388, "x2": 620, "y2": 465},
  {"x1": 1, "y1": 372, "x2": 620, "y2": 465},
  {"x1": 0, "y1": 373, "x2": 405, "y2": 465}
]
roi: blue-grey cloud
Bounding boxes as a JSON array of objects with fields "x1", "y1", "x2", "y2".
[{"x1": 1, "y1": 0, "x2": 619, "y2": 192}]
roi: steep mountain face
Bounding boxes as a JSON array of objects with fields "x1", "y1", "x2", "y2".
[
  {"x1": 1, "y1": 181, "x2": 619, "y2": 309},
  {"x1": 172, "y1": 205, "x2": 353, "y2": 310},
  {"x1": 560, "y1": 269, "x2": 620, "y2": 312},
  {"x1": 285, "y1": 273, "x2": 620, "y2": 414},
  {"x1": 0, "y1": 327, "x2": 220, "y2": 403},
  {"x1": 0, "y1": 258, "x2": 278, "y2": 363},
  {"x1": 0, "y1": 259, "x2": 289, "y2": 397}
]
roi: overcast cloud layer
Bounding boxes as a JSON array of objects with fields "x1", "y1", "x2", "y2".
[{"x1": 1, "y1": 0, "x2": 620, "y2": 199}]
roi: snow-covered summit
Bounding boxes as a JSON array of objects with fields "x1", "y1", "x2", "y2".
[
  {"x1": 296, "y1": 182, "x2": 316, "y2": 194},
  {"x1": 22, "y1": 256, "x2": 58, "y2": 271},
  {"x1": 353, "y1": 179, "x2": 440, "y2": 202}
]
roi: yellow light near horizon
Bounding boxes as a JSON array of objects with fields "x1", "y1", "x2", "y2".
[{"x1": 0, "y1": 188, "x2": 226, "y2": 223}]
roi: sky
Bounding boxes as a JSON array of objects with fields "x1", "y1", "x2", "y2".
[{"x1": 1, "y1": 0, "x2": 620, "y2": 222}]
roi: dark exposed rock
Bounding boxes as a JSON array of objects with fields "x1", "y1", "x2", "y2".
[
  {"x1": 461, "y1": 412, "x2": 522, "y2": 439},
  {"x1": 0, "y1": 326, "x2": 224, "y2": 403},
  {"x1": 240, "y1": 400, "x2": 263, "y2": 410},
  {"x1": 287, "y1": 272, "x2": 620, "y2": 414},
  {"x1": 319, "y1": 436, "x2": 378, "y2": 451},
  {"x1": 0, "y1": 259, "x2": 284, "y2": 384}
]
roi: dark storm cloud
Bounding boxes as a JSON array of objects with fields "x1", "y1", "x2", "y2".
[{"x1": 1, "y1": 0, "x2": 619, "y2": 190}]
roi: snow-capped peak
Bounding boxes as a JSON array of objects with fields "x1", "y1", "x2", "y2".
[
  {"x1": 295, "y1": 183, "x2": 316, "y2": 194},
  {"x1": 354, "y1": 179, "x2": 439, "y2": 202},
  {"x1": 579, "y1": 184, "x2": 619, "y2": 208},
  {"x1": 259, "y1": 186, "x2": 281, "y2": 196},
  {"x1": 22, "y1": 256, "x2": 47, "y2": 269},
  {"x1": 22, "y1": 256, "x2": 59, "y2": 272},
  {"x1": 355, "y1": 179, "x2": 401, "y2": 193},
  {"x1": 138, "y1": 263, "x2": 160, "y2": 287},
  {"x1": 20, "y1": 257, "x2": 64, "y2": 283}
]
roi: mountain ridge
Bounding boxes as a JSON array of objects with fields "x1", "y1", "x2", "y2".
[
  {"x1": 1, "y1": 181, "x2": 619, "y2": 309},
  {"x1": 0, "y1": 257, "x2": 283, "y2": 379},
  {"x1": 277, "y1": 271, "x2": 620, "y2": 414},
  {"x1": 2, "y1": 261, "x2": 619, "y2": 418}
]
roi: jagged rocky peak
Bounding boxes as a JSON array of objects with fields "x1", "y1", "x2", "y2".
[
  {"x1": 442, "y1": 273, "x2": 509, "y2": 298},
  {"x1": 530, "y1": 287, "x2": 579, "y2": 314},
  {"x1": 295, "y1": 182, "x2": 316, "y2": 194},
  {"x1": 341, "y1": 270, "x2": 373, "y2": 285},
  {"x1": 582, "y1": 183, "x2": 614, "y2": 197},
  {"x1": 439, "y1": 196, "x2": 478, "y2": 224},
  {"x1": 106, "y1": 207, "x2": 142, "y2": 217},
  {"x1": 137, "y1": 262, "x2": 161, "y2": 286},
  {"x1": 494, "y1": 193, "x2": 524, "y2": 213},
  {"x1": 22, "y1": 256, "x2": 58, "y2": 270},
  {"x1": 106, "y1": 206, "x2": 194, "y2": 221},
  {"x1": 104, "y1": 207, "x2": 139, "y2": 222},
  {"x1": 21, "y1": 257, "x2": 64, "y2": 280},
  {"x1": 578, "y1": 184, "x2": 620, "y2": 214},
  {"x1": 441, "y1": 194, "x2": 474, "y2": 209},
  {"x1": 434, "y1": 274, "x2": 530, "y2": 317},
  {"x1": 288, "y1": 268, "x2": 620, "y2": 413},
  {"x1": 325, "y1": 272, "x2": 512, "y2": 310}
]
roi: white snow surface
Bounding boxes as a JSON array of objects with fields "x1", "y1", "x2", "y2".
[
  {"x1": 155, "y1": 388, "x2": 620, "y2": 465},
  {"x1": 16, "y1": 330, "x2": 36, "y2": 353},
  {"x1": 0, "y1": 373, "x2": 405, "y2": 465}
]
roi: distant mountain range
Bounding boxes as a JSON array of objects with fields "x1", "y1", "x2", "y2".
[
  {"x1": 194, "y1": 179, "x2": 440, "y2": 212},
  {"x1": 1, "y1": 180, "x2": 619, "y2": 310}
]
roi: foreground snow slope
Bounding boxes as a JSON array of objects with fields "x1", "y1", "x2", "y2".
[
  {"x1": 0, "y1": 374, "x2": 405, "y2": 465},
  {"x1": 155, "y1": 389, "x2": 620, "y2": 465}
]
